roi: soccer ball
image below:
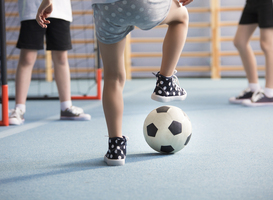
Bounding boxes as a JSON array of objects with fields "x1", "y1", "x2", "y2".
[{"x1": 143, "y1": 105, "x2": 192, "y2": 153}]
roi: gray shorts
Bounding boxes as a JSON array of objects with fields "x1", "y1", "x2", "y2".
[{"x1": 92, "y1": 0, "x2": 172, "y2": 44}]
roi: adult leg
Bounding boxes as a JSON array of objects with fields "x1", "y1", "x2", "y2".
[
  {"x1": 233, "y1": 24, "x2": 258, "y2": 84},
  {"x1": 98, "y1": 39, "x2": 126, "y2": 138},
  {"x1": 260, "y1": 28, "x2": 273, "y2": 89},
  {"x1": 159, "y1": 0, "x2": 189, "y2": 77},
  {"x1": 51, "y1": 50, "x2": 71, "y2": 102},
  {"x1": 15, "y1": 49, "x2": 37, "y2": 105}
]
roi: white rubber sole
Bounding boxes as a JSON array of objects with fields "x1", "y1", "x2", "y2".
[
  {"x1": 229, "y1": 97, "x2": 250, "y2": 104},
  {"x1": 9, "y1": 118, "x2": 24, "y2": 125},
  {"x1": 242, "y1": 99, "x2": 273, "y2": 107},
  {"x1": 151, "y1": 92, "x2": 187, "y2": 103},
  {"x1": 60, "y1": 113, "x2": 91, "y2": 121},
  {"x1": 104, "y1": 155, "x2": 125, "y2": 166}
]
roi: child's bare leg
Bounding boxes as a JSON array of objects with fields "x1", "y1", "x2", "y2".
[
  {"x1": 51, "y1": 50, "x2": 71, "y2": 102},
  {"x1": 98, "y1": 39, "x2": 126, "y2": 138},
  {"x1": 260, "y1": 28, "x2": 273, "y2": 89},
  {"x1": 151, "y1": 0, "x2": 188, "y2": 102},
  {"x1": 52, "y1": 50, "x2": 91, "y2": 120},
  {"x1": 159, "y1": 0, "x2": 189, "y2": 77},
  {"x1": 15, "y1": 49, "x2": 37, "y2": 105},
  {"x1": 233, "y1": 24, "x2": 258, "y2": 84}
]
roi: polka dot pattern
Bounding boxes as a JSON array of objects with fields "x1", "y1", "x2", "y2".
[
  {"x1": 92, "y1": 0, "x2": 172, "y2": 44},
  {"x1": 105, "y1": 136, "x2": 127, "y2": 160},
  {"x1": 153, "y1": 72, "x2": 186, "y2": 97}
]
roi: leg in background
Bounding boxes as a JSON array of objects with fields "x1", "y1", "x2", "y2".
[
  {"x1": 260, "y1": 28, "x2": 273, "y2": 89},
  {"x1": 15, "y1": 49, "x2": 37, "y2": 105},
  {"x1": 9, "y1": 49, "x2": 37, "y2": 125},
  {"x1": 51, "y1": 50, "x2": 71, "y2": 102},
  {"x1": 233, "y1": 24, "x2": 258, "y2": 84},
  {"x1": 52, "y1": 50, "x2": 91, "y2": 120}
]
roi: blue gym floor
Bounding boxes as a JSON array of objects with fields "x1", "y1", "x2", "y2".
[{"x1": 1, "y1": 78, "x2": 273, "y2": 200}]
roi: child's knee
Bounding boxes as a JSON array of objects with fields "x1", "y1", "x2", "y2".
[
  {"x1": 233, "y1": 37, "x2": 247, "y2": 50},
  {"x1": 179, "y1": 6, "x2": 189, "y2": 24},
  {"x1": 171, "y1": 6, "x2": 189, "y2": 26},
  {"x1": 162, "y1": 1, "x2": 189, "y2": 25},
  {"x1": 105, "y1": 71, "x2": 126, "y2": 87},
  {"x1": 260, "y1": 39, "x2": 273, "y2": 53}
]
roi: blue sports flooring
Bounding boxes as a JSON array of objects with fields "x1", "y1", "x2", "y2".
[{"x1": 0, "y1": 78, "x2": 273, "y2": 200}]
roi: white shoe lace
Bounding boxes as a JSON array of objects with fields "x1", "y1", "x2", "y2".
[
  {"x1": 251, "y1": 90, "x2": 264, "y2": 102},
  {"x1": 67, "y1": 106, "x2": 84, "y2": 115},
  {"x1": 9, "y1": 107, "x2": 24, "y2": 119},
  {"x1": 172, "y1": 70, "x2": 182, "y2": 91},
  {"x1": 238, "y1": 88, "x2": 252, "y2": 98}
]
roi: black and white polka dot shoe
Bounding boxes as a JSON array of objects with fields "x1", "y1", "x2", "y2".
[
  {"x1": 104, "y1": 136, "x2": 128, "y2": 166},
  {"x1": 151, "y1": 70, "x2": 187, "y2": 102}
]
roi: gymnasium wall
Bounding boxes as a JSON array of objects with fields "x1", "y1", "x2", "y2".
[
  {"x1": 5, "y1": 0, "x2": 265, "y2": 79},
  {"x1": 128, "y1": 0, "x2": 265, "y2": 78}
]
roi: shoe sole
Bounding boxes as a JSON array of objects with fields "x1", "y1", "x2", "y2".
[
  {"x1": 60, "y1": 114, "x2": 91, "y2": 121},
  {"x1": 104, "y1": 155, "x2": 125, "y2": 166},
  {"x1": 242, "y1": 99, "x2": 273, "y2": 107},
  {"x1": 9, "y1": 119, "x2": 24, "y2": 125},
  {"x1": 151, "y1": 93, "x2": 187, "y2": 103},
  {"x1": 229, "y1": 97, "x2": 250, "y2": 104}
]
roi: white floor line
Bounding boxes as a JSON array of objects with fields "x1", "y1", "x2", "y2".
[
  {"x1": 0, "y1": 115, "x2": 59, "y2": 139},
  {"x1": 0, "y1": 84, "x2": 152, "y2": 139},
  {"x1": 0, "y1": 101, "x2": 101, "y2": 140}
]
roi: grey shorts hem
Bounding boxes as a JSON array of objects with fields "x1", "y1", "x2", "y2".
[{"x1": 97, "y1": 26, "x2": 135, "y2": 44}]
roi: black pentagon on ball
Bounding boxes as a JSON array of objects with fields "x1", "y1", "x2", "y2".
[
  {"x1": 156, "y1": 106, "x2": 170, "y2": 113},
  {"x1": 168, "y1": 120, "x2": 182, "y2": 135},
  {"x1": 184, "y1": 133, "x2": 192, "y2": 146},
  {"x1": 160, "y1": 145, "x2": 174, "y2": 153},
  {"x1": 147, "y1": 123, "x2": 158, "y2": 137}
]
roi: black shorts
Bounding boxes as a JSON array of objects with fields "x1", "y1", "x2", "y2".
[
  {"x1": 239, "y1": 0, "x2": 273, "y2": 28},
  {"x1": 16, "y1": 18, "x2": 72, "y2": 51}
]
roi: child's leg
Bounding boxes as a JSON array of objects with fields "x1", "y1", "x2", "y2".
[
  {"x1": 151, "y1": 0, "x2": 189, "y2": 102},
  {"x1": 159, "y1": 0, "x2": 189, "y2": 77},
  {"x1": 52, "y1": 50, "x2": 91, "y2": 120},
  {"x1": 242, "y1": 28, "x2": 273, "y2": 106},
  {"x1": 260, "y1": 28, "x2": 273, "y2": 89},
  {"x1": 51, "y1": 50, "x2": 71, "y2": 103},
  {"x1": 98, "y1": 39, "x2": 127, "y2": 138},
  {"x1": 241, "y1": 27, "x2": 273, "y2": 106},
  {"x1": 15, "y1": 49, "x2": 37, "y2": 105},
  {"x1": 233, "y1": 24, "x2": 258, "y2": 84},
  {"x1": 9, "y1": 49, "x2": 37, "y2": 125}
]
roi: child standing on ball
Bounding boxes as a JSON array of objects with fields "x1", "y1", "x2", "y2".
[{"x1": 37, "y1": 0, "x2": 193, "y2": 166}]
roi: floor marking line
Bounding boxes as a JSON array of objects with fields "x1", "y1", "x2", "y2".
[
  {"x1": 0, "y1": 102, "x2": 101, "y2": 139},
  {"x1": 0, "y1": 84, "x2": 150, "y2": 139}
]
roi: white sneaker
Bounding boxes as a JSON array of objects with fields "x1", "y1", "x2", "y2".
[
  {"x1": 229, "y1": 88, "x2": 254, "y2": 104},
  {"x1": 151, "y1": 71, "x2": 187, "y2": 103},
  {"x1": 60, "y1": 106, "x2": 91, "y2": 121},
  {"x1": 104, "y1": 136, "x2": 128, "y2": 166},
  {"x1": 9, "y1": 108, "x2": 25, "y2": 125},
  {"x1": 242, "y1": 90, "x2": 273, "y2": 107}
]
